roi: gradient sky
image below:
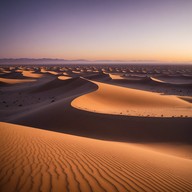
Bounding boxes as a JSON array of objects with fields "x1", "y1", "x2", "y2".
[{"x1": 0, "y1": 0, "x2": 192, "y2": 62}]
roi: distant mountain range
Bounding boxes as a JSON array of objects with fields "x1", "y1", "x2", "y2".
[
  {"x1": 0, "y1": 58, "x2": 89, "y2": 65},
  {"x1": 0, "y1": 58, "x2": 191, "y2": 65}
]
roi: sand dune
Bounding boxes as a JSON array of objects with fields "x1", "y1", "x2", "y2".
[
  {"x1": 1, "y1": 72, "x2": 191, "y2": 146},
  {"x1": 22, "y1": 70, "x2": 45, "y2": 78},
  {"x1": 0, "y1": 71, "x2": 27, "y2": 79},
  {"x1": 40, "y1": 68, "x2": 60, "y2": 75},
  {"x1": 151, "y1": 77, "x2": 192, "y2": 85},
  {"x1": 106, "y1": 74, "x2": 192, "y2": 88},
  {"x1": 10, "y1": 91, "x2": 192, "y2": 147},
  {"x1": 30, "y1": 76, "x2": 96, "y2": 95},
  {"x1": 0, "y1": 77, "x2": 36, "y2": 84},
  {"x1": 104, "y1": 77, "x2": 192, "y2": 97},
  {"x1": 58, "y1": 75, "x2": 72, "y2": 80},
  {"x1": 72, "y1": 80, "x2": 192, "y2": 117},
  {"x1": 0, "y1": 69, "x2": 11, "y2": 74},
  {"x1": 85, "y1": 73, "x2": 111, "y2": 81},
  {"x1": 1, "y1": 122, "x2": 192, "y2": 192},
  {"x1": 109, "y1": 74, "x2": 124, "y2": 80}
]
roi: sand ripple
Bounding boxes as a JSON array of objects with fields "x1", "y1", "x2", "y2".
[{"x1": 1, "y1": 122, "x2": 192, "y2": 192}]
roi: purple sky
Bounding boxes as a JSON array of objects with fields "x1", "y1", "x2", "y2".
[{"x1": 0, "y1": 0, "x2": 192, "y2": 62}]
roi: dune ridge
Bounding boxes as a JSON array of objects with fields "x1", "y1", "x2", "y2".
[{"x1": 1, "y1": 122, "x2": 192, "y2": 192}]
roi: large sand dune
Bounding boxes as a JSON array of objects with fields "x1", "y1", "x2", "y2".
[
  {"x1": 1, "y1": 122, "x2": 192, "y2": 192},
  {"x1": 72, "y1": 80, "x2": 192, "y2": 117}
]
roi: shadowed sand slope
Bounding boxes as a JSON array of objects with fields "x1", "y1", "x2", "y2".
[
  {"x1": 151, "y1": 76, "x2": 192, "y2": 85},
  {"x1": 11, "y1": 96, "x2": 192, "y2": 145},
  {"x1": 72, "y1": 81, "x2": 192, "y2": 117},
  {"x1": 1, "y1": 122, "x2": 192, "y2": 192}
]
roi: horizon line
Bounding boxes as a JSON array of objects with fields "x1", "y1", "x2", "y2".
[{"x1": 0, "y1": 58, "x2": 192, "y2": 64}]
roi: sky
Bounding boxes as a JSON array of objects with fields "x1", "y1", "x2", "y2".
[{"x1": 0, "y1": 0, "x2": 192, "y2": 63}]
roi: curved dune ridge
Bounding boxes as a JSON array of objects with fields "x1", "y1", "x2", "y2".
[
  {"x1": 150, "y1": 77, "x2": 168, "y2": 84},
  {"x1": 1, "y1": 122, "x2": 192, "y2": 192},
  {"x1": 72, "y1": 80, "x2": 192, "y2": 117}
]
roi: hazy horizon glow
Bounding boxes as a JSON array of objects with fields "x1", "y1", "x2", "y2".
[{"x1": 0, "y1": 0, "x2": 192, "y2": 63}]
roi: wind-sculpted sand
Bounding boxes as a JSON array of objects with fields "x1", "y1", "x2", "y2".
[
  {"x1": 1, "y1": 122, "x2": 192, "y2": 192},
  {"x1": 72, "y1": 81, "x2": 192, "y2": 117}
]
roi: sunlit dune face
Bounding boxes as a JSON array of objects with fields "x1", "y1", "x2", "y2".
[
  {"x1": 0, "y1": 77, "x2": 36, "y2": 84},
  {"x1": 22, "y1": 71, "x2": 44, "y2": 78},
  {"x1": 72, "y1": 80, "x2": 192, "y2": 117},
  {"x1": 58, "y1": 76, "x2": 72, "y2": 80},
  {"x1": 40, "y1": 69, "x2": 59, "y2": 75},
  {"x1": 72, "y1": 70, "x2": 81, "y2": 74}
]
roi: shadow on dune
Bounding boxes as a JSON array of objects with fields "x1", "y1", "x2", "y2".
[
  {"x1": 94, "y1": 77, "x2": 192, "y2": 97},
  {"x1": 8, "y1": 98, "x2": 192, "y2": 144},
  {"x1": 110, "y1": 77, "x2": 192, "y2": 88},
  {"x1": 0, "y1": 71, "x2": 29, "y2": 79}
]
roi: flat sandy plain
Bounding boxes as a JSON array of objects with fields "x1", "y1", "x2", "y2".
[{"x1": 0, "y1": 64, "x2": 192, "y2": 192}]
